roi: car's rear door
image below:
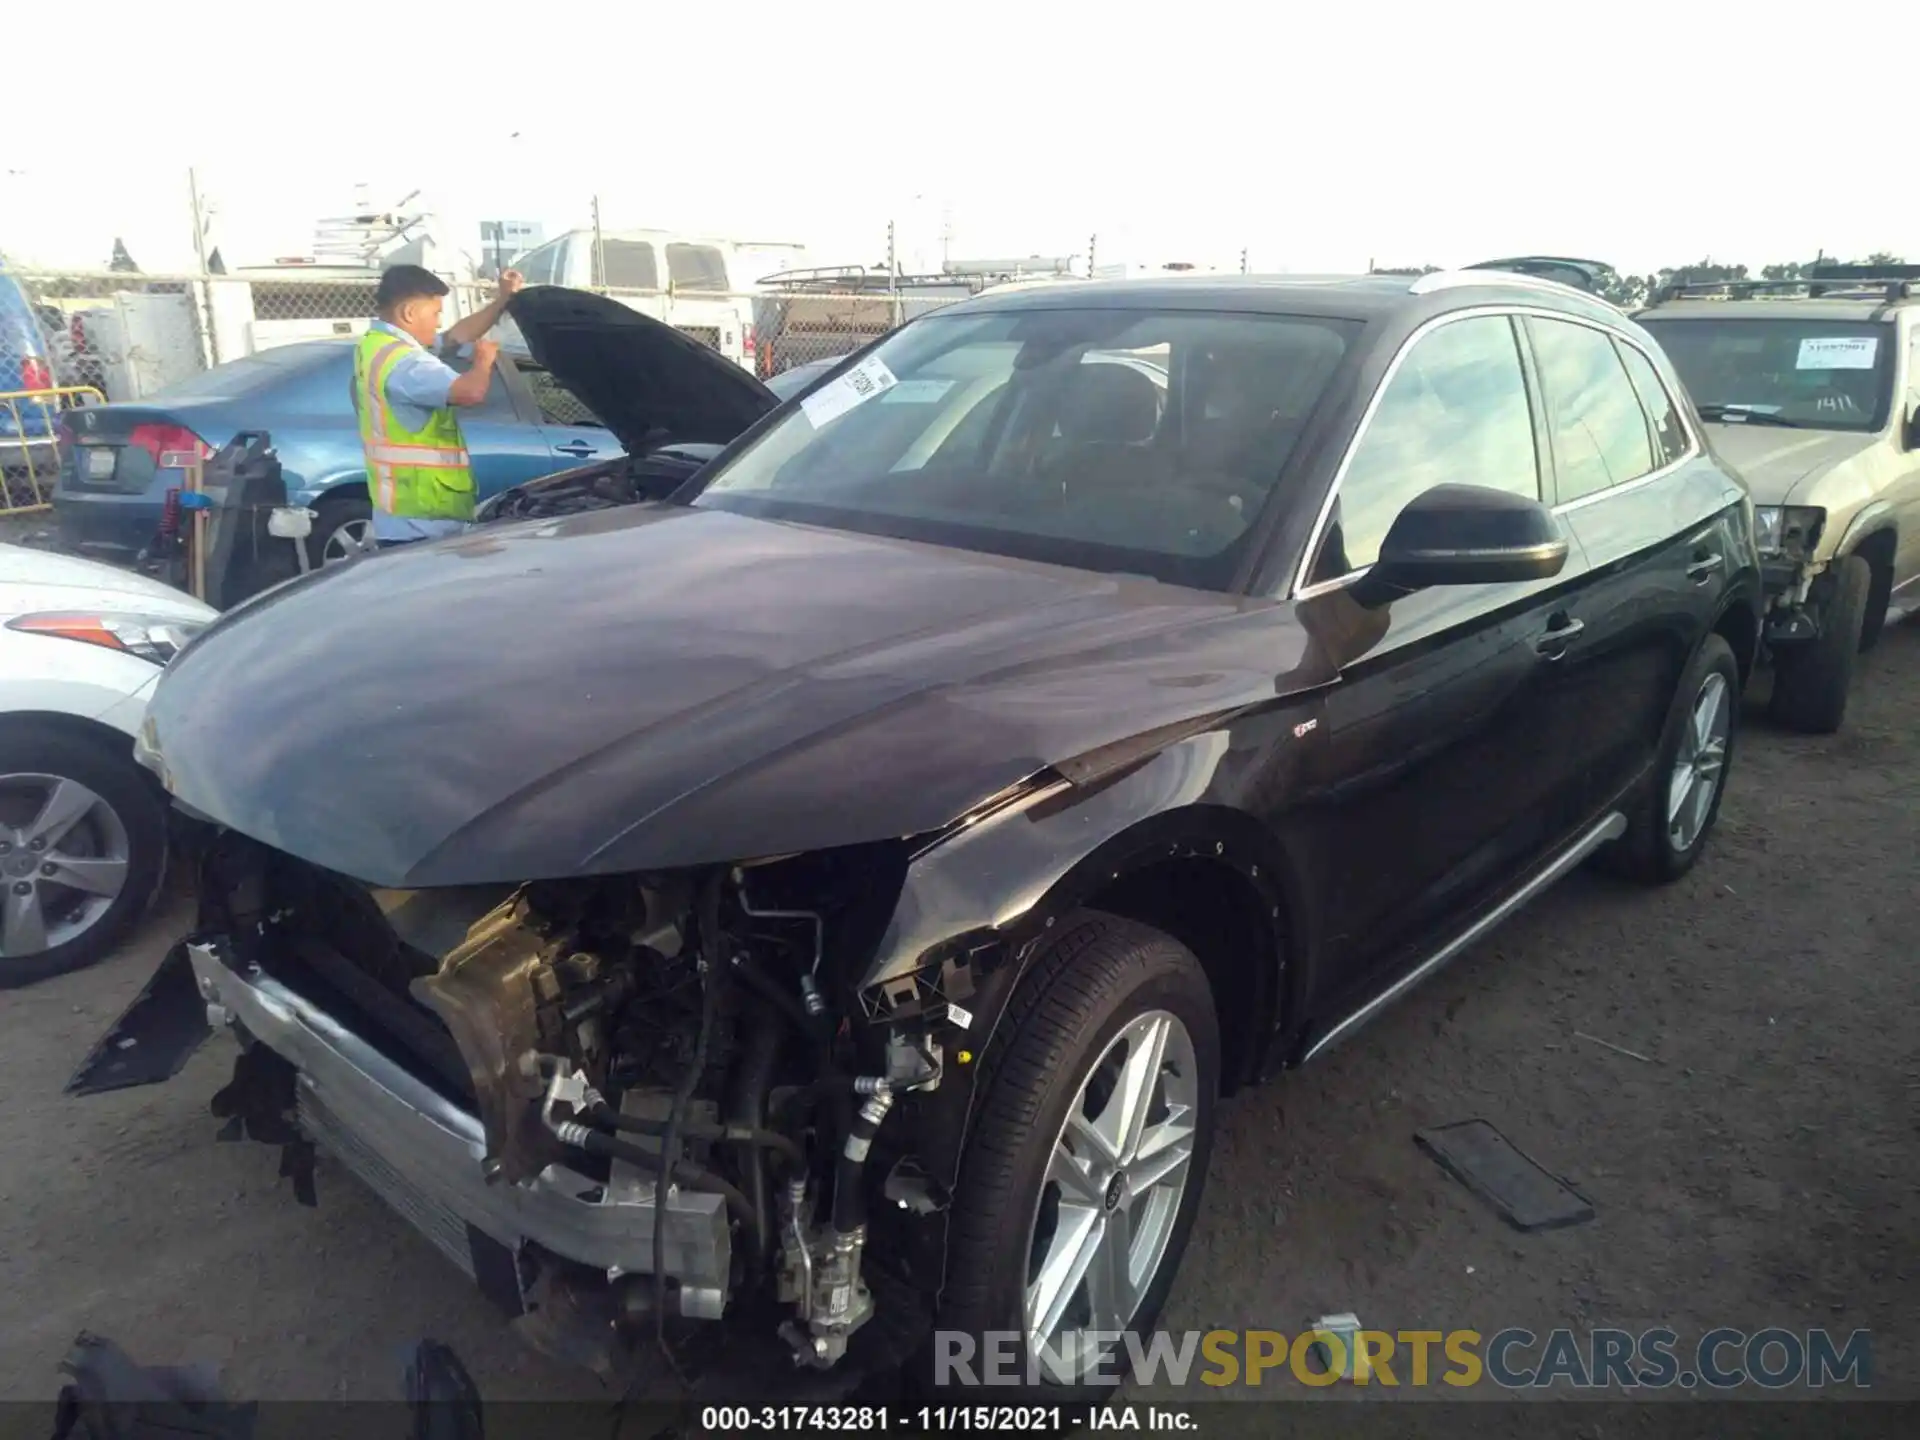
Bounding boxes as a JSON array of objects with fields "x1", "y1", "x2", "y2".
[
  {"x1": 1522, "y1": 312, "x2": 1745, "y2": 822},
  {"x1": 1286, "y1": 310, "x2": 1596, "y2": 1009}
]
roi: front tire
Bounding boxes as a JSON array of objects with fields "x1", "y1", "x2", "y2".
[
  {"x1": 0, "y1": 723, "x2": 167, "y2": 988},
  {"x1": 1770, "y1": 554, "x2": 1870, "y2": 734},
  {"x1": 935, "y1": 912, "x2": 1219, "y2": 1399}
]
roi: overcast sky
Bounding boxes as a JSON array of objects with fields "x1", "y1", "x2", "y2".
[{"x1": 4, "y1": 0, "x2": 1910, "y2": 278}]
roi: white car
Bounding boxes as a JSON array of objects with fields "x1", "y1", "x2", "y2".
[{"x1": 1, "y1": 545, "x2": 214, "y2": 986}]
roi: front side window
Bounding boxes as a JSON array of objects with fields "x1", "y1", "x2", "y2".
[
  {"x1": 1638, "y1": 316, "x2": 1895, "y2": 434},
  {"x1": 695, "y1": 307, "x2": 1356, "y2": 590},
  {"x1": 1529, "y1": 317, "x2": 1656, "y2": 503},
  {"x1": 1312, "y1": 314, "x2": 1538, "y2": 582}
]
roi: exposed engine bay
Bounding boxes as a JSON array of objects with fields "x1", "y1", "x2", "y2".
[{"x1": 174, "y1": 832, "x2": 965, "y2": 1381}]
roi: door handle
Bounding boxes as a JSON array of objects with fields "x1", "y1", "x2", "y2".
[
  {"x1": 555, "y1": 441, "x2": 597, "y2": 458},
  {"x1": 1534, "y1": 615, "x2": 1585, "y2": 658},
  {"x1": 1687, "y1": 552, "x2": 1723, "y2": 583}
]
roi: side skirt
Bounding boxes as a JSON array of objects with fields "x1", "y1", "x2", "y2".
[{"x1": 1296, "y1": 810, "x2": 1627, "y2": 1066}]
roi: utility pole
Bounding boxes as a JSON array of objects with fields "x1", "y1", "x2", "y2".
[
  {"x1": 187, "y1": 167, "x2": 219, "y2": 365},
  {"x1": 1088, "y1": 233, "x2": 1098, "y2": 277},
  {"x1": 591, "y1": 195, "x2": 607, "y2": 290},
  {"x1": 887, "y1": 220, "x2": 900, "y2": 326}
]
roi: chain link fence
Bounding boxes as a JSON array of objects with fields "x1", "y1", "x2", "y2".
[{"x1": 0, "y1": 265, "x2": 991, "y2": 515}]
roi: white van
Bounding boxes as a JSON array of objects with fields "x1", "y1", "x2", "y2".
[{"x1": 510, "y1": 229, "x2": 755, "y2": 369}]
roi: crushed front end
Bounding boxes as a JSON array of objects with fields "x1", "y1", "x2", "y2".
[{"x1": 74, "y1": 831, "x2": 971, "y2": 1385}]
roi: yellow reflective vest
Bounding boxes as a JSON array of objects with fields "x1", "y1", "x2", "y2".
[{"x1": 352, "y1": 328, "x2": 476, "y2": 521}]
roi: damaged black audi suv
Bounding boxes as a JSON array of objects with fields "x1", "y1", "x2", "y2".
[{"x1": 74, "y1": 271, "x2": 1761, "y2": 1394}]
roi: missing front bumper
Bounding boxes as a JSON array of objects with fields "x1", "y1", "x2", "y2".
[{"x1": 73, "y1": 939, "x2": 733, "y2": 1319}]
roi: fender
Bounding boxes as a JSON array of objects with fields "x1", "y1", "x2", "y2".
[
  {"x1": 1834, "y1": 500, "x2": 1897, "y2": 561},
  {"x1": 854, "y1": 726, "x2": 1319, "y2": 1312}
]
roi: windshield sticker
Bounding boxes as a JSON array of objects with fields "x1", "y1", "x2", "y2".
[
  {"x1": 881, "y1": 378, "x2": 955, "y2": 404},
  {"x1": 800, "y1": 357, "x2": 899, "y2": 428},
  {"x1": 1796, "y1": 337, "x2": 1878, "y2": 371}
]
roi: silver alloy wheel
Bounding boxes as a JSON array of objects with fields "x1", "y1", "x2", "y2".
[
  {"x1": 0, "y1": 773, "x2": 131, "y2": 959},
  {"x1": 321, "y1": 517, "x2": 374, "y2": 565},
  {"x1": 1667, "y1": 671, "x2": 1730, "y2": 853},
  {"x1": 1024, "y1": 1010, "x2": 1198, "y2": 1379}
]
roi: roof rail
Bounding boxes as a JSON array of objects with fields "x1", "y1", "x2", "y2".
[
  {"x1": 1408, "y1": 268, "x2": 1617, "y2": 305},
  {"x1": 1646, "y1": 274, "x2": 1918, "y2": 306}
]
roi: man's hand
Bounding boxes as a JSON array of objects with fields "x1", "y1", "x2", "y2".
[
  {"x1": 496, "y1": 268, "x2": 524, "y2": 302},
  {"x1": 449, "y1": 339, "x2": 502, "y2": 406}
]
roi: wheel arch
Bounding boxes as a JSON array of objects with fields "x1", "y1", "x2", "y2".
[
  {"x1": 0, "y1": 708, "x2": 150, "y2": 759},
  {"x1": 310, "y1": 478, "x2": 369, "y2": 507}
]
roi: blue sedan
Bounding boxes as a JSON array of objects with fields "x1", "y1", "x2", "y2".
[{"x1": 51, "y1": 336, "x2": 625, "y2": 564}]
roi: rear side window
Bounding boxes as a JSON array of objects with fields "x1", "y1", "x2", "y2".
[
  {"x1": 519, "y1": 365, "x2": 604, "y2": 428},
  {"x1": 1317, "y1": 314, "x2": 1539, "y2": 580},
  {"x1": 153, "y1": 343, "x2": 339, "y2": 401},
  {"x1": 594, "y1": 240, "x2": 659, "y2": 291},
  {"x1": 1616, "y1": 340, "x2": 1689, "y2": 467},
  {"x1": 1528, "y1": 317, "x2": 1655, "y2": 503},
  {"x1": 666, "y1": 244, "x2": 729, "y2": 292}
]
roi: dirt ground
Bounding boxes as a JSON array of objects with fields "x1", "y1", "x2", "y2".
[{"x1": 2, "y1": 622, "x2": 1916, "y2": 1407}]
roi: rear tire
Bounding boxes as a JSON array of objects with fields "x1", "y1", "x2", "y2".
[
  {"x1": 1770, "y1": 554, "x2": 1870, "y2": 734},
  {"x1": 308, "y1": 494, "x2": 374, "y2": 568},
  {"x1": 0, "y1": 723, "x2": 167, "y2": 988},
  {"x1": 933, "y1": 912, "x2": 1219, "y2": 1401},
  {"x1": 1595, "y1": 633, "x2": 1738, "y2": 885}
]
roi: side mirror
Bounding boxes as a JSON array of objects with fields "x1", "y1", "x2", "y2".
[{"x1": 1368, "y1": 483, "x2": 1569, "y2": 593}]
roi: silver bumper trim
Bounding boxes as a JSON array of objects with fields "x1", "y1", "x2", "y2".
[{"x1": 186, "y1": 940, "x2": 732, "y2": 1305}]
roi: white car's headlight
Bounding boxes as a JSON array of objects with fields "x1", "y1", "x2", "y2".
[
  {"x1": 6, "y1": 611, "x2": 211, "y2": 666},
  {"x1": 1753, "y1": 505, "x2": 1784, "y2": 555}
]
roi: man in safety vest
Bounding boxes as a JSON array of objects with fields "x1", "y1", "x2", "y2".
[{"x1": 352, "y1": 264, "x2": 523, "y2": 548}]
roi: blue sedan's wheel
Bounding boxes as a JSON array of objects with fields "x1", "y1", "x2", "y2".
[{"x1": 309, "y1": 495, "x2": 374, "y2": 568}]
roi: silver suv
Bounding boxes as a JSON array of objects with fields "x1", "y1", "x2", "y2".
[{"x1": 1638, "y1": 267, "x2": 1920, "y2": 732}]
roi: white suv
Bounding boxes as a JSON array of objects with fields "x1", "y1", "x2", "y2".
[{"x1": 1, "y1": 545, "x2": 214, "y2": 985}]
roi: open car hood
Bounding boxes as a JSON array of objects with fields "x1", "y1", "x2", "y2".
[{"x1": 503, "y1": 287, "x2": 779, "y2": 454}]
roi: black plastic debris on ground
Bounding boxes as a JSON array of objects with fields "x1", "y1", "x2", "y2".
[{"x1": 1415, "y1": 1118, "x2": 1595, "y2": 1232}]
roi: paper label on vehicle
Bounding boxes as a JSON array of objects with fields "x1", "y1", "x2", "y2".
[
  {"x1": 881, "y1": 378, "x2": 954, "y2": 404},
  {"x1": 800, "y1": 357, "x2": 899, "y2": 428},
  {"x1": 1796, "y1": 336, "x2": 1878, "y2": 370}
]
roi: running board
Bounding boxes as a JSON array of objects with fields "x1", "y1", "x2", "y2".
[{"x1": 1299, "y1": 810, "x2": 1627, "y2": 1065}]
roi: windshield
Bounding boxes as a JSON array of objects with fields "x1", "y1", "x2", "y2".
[
  {"x1": 1639, "y1": 316, "x2": 1895, "y2": 433},
  {"x1": 693, "y1": 307, "x2": 1356, "y2": 590}
]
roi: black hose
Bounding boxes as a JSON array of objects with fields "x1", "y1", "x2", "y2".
[
  {"x1": 654, "y1": 871, "x2": 724, "y2": 1380},
  {"x1": 584, "y1": 1103, "x2": 805, "y2": 1171},
  {"x1": 832, "y1": 1095, "x2": 889, "y2": 1234},
  {"x1": 729, "y1": 1009, "x2": 785, "y2": 1263},
  {"x1": 727, "y1": 951, "x2": 823, "y2": 1038}
]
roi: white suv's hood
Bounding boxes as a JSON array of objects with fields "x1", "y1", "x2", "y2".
[
  {"x1": 1704, "y1": 425, "x2": 1881, "y2": 505},
  {"x1": 0, "y1": 544, "x2": 217, "y2": 622}
]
